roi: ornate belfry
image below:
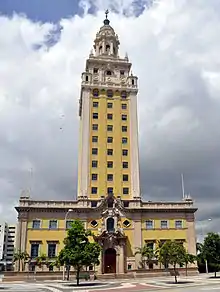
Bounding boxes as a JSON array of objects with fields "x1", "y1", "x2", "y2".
[{"x1": 94, "y1": 194, "x2": 127, "y2": 274}]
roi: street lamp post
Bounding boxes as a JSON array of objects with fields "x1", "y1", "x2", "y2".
[
  {"x1": 62, "y1": 208, "x2": 73, "y2": 281},
  {"x1": 200, "y1": 218, "x2": 212, "y2": 274}
]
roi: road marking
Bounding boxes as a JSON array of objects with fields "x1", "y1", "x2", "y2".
[
  {"x1": 201, "y1": 287, "x2": 220, "y2": 290},
  {"x1": 44, "y1": 286, "x2": 63, "y2": 292}
]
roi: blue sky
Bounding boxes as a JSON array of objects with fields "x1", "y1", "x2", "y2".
[{"x1": 0, "y1": 0, "x2": 82, "y2": 22}]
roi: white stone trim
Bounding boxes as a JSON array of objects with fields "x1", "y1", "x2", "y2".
[
  {"x1": 129, "y1": 93, "x2": 140, "y2": 198},
  {"x1": 78, "y1": 88, "x2": 90, "y2": 198}
]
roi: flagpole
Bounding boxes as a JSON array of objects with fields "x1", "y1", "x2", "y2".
[{"x1": 181, "y1": 173, "x2": 185, "y2": 199}]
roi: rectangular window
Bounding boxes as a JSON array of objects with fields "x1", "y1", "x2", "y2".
[
  {"x1": 48, "y1": 243, "x2": 56, "y2": 258},
  {"x1": 93, "y1": 113, "x2": 98, "y2": 119},
  {"x1": 107, "y1": 102, "x2": 113, "y2": 109},
  {"x1": 92, "y1": 124, "x2": 98, "y2": 131},
  {"x1": 107, "y1": 174, "x2": 113, "y2": 181},
  {"x1": 92, "y1": 160, "x2": 98, "y2": 168},
  {"x1": 161, "y1": 220, "x2": 168, "y2": 229},
  {"x1": 146, "y1": 241, "x2": 154, "y2": 250},
  {"x1": 122, "y1": 114, "x2": 127, "y2": 121},
  {"x1": 32, "y1": 220, "x2": 40, "y2": 229},
  {"x1": 107, "y1": 187, "x2": 113, "y2": 194},
  {"x1": 91, "y1": 201, "x2": 97, "y2": 208},
  {"x1": 93, "y1": 68, "x2": 98, "y2": 74},
  {"x1": 30, "y1": 243, "x2": 39, "y2": 258},
  {"x1": 175, "y1": 220, "x2": 183, "y2": 229},
  {"x1": 123, "y1": 187, "x2": 129, "y2": 195},
  {"x1": 146, "y1": 220, "x2": 153, "y2": 229},
  {"x1": 91, "y1": 187, "x2": 98, "y2": 194},
  {"x1": 92, "y1": 174, "x2": 98, "y2": 181},
  {"x1": 121, "y1": 103, "x2": 127, "y2": 109},
  {"x1": 66, "y1": 220, "x2": 73, "y2": 229},
  {"x1": 122, "y1": 149, "x2": 128, "y2": 156},
  {"x1": 49, "y1": 220, "x2": 57, "y2": 230},
  {"x1": 107, "y1": 149, "x2": 113, "y2": 156},
  {"x1": 123, "y1": 201, "x2": 129, "y2": 207},
  {"x1": 107, "y1": 113, "x2": 113, "y2": 120},
  {"x1": 123, "y1": 162, "x2": 128, "y2": 168},
  {"x1": 122, "y1": 126, "x2": 127, "y2": 132},
  {"x1": 122, "y1": 137, "x2": 128, "y2": 144},
  {"x1": 107, "y1": 137, "x2": 113, "y2": 143},
  {"x1": 93, "y1": 101, "x2": 99, "y2": 107},
  {"x1": 123, "y1": 174, "x2": 129, "y2": 181},
  {"x1": 92, "y1": 148, "x2": 98, "y2": 155},
  {"x1": 107, "y1": 161, "x2": 113, "y2": 168},
  {"x1": 92, "y1": 136, "x2": 98, "y2": 143},
  {"x1": 107, "y1": 125, "x2": 113, "y2": 131}
]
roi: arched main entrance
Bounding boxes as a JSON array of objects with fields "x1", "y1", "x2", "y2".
[{"x1": 104, "y1": 248, "x2": 116, "y2": 273}]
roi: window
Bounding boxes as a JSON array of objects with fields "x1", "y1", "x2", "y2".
[
  {"x1": 91, "y1": 201, "x2": 97, "y2": 208},
  {"x1": 92, "y1": 148, "x2": 98, "y2": 155},
  {"x1": 85, "y1": 76, "x2": 89, "y2": 82},
  {"x1": 107, "y1": 113, "x2": 113, "y2": 120},
  {"x1": 49, "y1": 220, "x2": 57, "y2": 229},
  {"x1": 122, "y1": 137, "x2": 128, "y2": 144},
  {"x1": 123, "y1": 201, "x2": 129, "y2": 207},
  {"x1": 91, "y1": 187, "x2": 98, "y2": 194},
  {"x1": 93, "y1": 101, "x2": 99, "y2": 107},
  {"x1": 32, "y1": 220, "x2": 40, "y2": 229},
  {"x1": 107, "y1": 90, "x2": 113, "y2": 98},
  {"x1": 90, "y1": 220, "x2": 98, "y2": 227},
  {"x1": 107, "y1": 187, "x2": 113, "y2": 194},
  {"x1": 161, "y1": 220, "x2": 168, "y2": 229},
  {"x1": 107, "y1": 125, "x2": 113, "y2": 131},
  {"x1": 92, "y1": 124, "x2": 98, "y2": 131},
  {"x1": 48, "y1": 243, "x2": 56, "y2": 258},
  {"x1": 122, "y1": 126, "x2": 127, "y2": 132},
  {"x1": 66, "y1": 220, "x2": 73, "y2": 229},
  {"x1": 175, "y1": 220, "x2": 183, "y2": 229},
  {"x1": 123, "y1": 174, "x2": 129, "y2": 181},
  {"x1": 123, "y1": 187, "x2": 129, "y2": 195},
  {"x1": 122, "y1": 149, "x2": 128, "y2": 156},
  {"x1": 92, "y1": 174, "x2": 98, "y2": 181},
  {"x1": 107, "y1": 149, "x2": 113, "y2": 156},
  {"x1": 93, "y1": 89, "x2": 99, "y2": 97},
  {"x1": 121, "y1": 91, "x2": 127, "y2": 99},
  {"x1": 120, "y1": 70, "x2": 125, "y2": 76},
  {"x1": 122, "y1": 103, "x2": 127, "y2": 109},
  {"x1": 106, "y1": 70, "x2": 112, "y2": 76},
  {"x1": 107, "y1": 174, "x2": 113, "y2": 181},
  {"x1": 107, "y1": 102, "x2": 113, "y2": 108},
  {"x1": 30, "y1": 243, "x2": 39, "y2": 258},
  {"x1": 107, "y1": 137, "x2": 113, "y2": 143},
  {"x1": 93, "y1": 68, "x2": 98, "y2": 74},
  {"x1": 132, "y1": 79, "x2": 135, "y2": 85},
  {"x1": 127, "y1": 264, "x2": 132, "y2": 270},
  {"x1": 146, "y1": 220, "x2": 153, "y2": 229},
  {"x1": 92, "y1": 136, "x2": 98, "y2": 143},
  {"x1": 93, "y1": 113, "x2": 98, "y2": 119},
  {"x1": 122, "y1": 114, "x2": 127, "y2": 121},
  {"x1": 107, "y1": 161, "x2": 113, "y2": 168},
  {"x1": 92, "y1": 160, "x2": 98, "y2": 168},
  {"x1": 107, "y1": 218, "x2": 114, "y2": 232},
  {"x1": 123, "y1": 220, "x2": 130, "y2": 227},
  {"x1": 123, "y1": 162, "x2": 128, "y2": 168}
]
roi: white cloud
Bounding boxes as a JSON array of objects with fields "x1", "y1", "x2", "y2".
[{"x1": 0, "y1": 0, "x2": 220, "y2": 234}]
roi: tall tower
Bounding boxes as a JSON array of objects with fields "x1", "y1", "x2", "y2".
[{"x1": 78, "y1": 11, "x2": 140, "y2": 201}]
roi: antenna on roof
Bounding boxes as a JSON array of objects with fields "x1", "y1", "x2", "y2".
[{"x1": 181, "y1": 173, "x2": 185, "y2": 199}]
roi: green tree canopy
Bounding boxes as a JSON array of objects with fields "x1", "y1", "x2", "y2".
[
  {"x1": 58, "y1": 220, "x2": 101, "y2": 285},
  {"x1": 203, "y1": 232, "x2": 220, "y2": 277},
  {"x1": 135, "y1": 245, "x2": 155, "y2": 268}
]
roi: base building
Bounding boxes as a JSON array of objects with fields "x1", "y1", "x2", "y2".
[{"x1": 15, "y1": 14, "x2": 197, "y2": 274}]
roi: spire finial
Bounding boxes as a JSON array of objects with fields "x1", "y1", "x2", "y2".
[{"x1": 104, "y1": 9, "x2": 110, "y2": 25}]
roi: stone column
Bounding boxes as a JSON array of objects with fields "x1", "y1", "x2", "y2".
[
  {"x1": 133, "y1": 219, "x2": 142, "y2": 269},
  {"x1": 118, "y1": 245, "x2": 125, "y2": 273}
]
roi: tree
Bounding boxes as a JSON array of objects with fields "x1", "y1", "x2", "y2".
[
  {"x1": 158, "y1": 240, "x2": 186, "y2": 283},
  {"x1": 184, "y1": 252, "x2": 196, "y2": 276},
  {"x1": 13, "y1": 250, "x2": 29, "y2": 271},
  {"x1": 58, "y1": 220, "x2": 101, "y2": 286},
  {"x1": 203, "y1": 232, "x2": 220, "y2": 277},
  {"x1": 36, "y1": 254, "x2": 47, "y2": 271},
  {"x1": 135, "y1": 245, "x2": 155, "y2": 269}
]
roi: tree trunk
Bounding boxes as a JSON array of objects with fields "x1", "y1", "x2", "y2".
[
  {"x1": 174, "y1": 265, "x2": 178, "y2": 283},
  {"x1": 215, "y1": 269, "x2": 217, "y2": 278},
  {"x1": 76, "y1": 268, "x2": 80, "y2": 286},
  {"x1": 21, "y1": 260, "x2": 24, "y2": 272},
  {"x1": 185, "y1": 263, "x2": 188, "y2": 276},
  {"x1": 67, "y1": 266, "x2": 70, "y2": 281}
]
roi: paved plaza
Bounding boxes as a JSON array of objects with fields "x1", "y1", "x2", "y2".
[{"x1": 1, "y1": 274, "x2": 220, "y2": 292}]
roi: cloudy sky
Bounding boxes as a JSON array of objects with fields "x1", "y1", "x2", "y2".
[{"x1": 0, "y1": 0, "x2": 219, "y2": 238}]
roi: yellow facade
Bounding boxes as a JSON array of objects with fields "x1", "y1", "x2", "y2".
[{"x1": 15, "y1": 14, "x2": 198, "y2": 275}]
